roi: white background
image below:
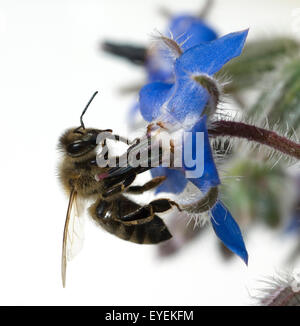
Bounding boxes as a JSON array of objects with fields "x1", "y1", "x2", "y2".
[{"x1": 0, "y1": 0, "x2": 300, "y2": 305}]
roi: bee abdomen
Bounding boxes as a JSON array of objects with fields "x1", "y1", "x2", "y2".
[
  {"x1": 89, "y1": 198, "x2": 172, "y2": 244},
  {"x1": 97, "y1": 217, "x2": 172, "y2": 244}
]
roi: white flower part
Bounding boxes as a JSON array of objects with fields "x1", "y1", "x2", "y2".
[
  {"x1": 291, "y1": 268, "x2": 300, "y2": 293},
  {"x1": 182, "y1": 112, "x2": 201, "y2": 130},
  {"x1": 254, "y1": 270, "x2": 300, "y2": 306},
  {"x1": 153, "y1": 32, "x2": 183, "y2": 60},
  {"x1": 175, "y1": 182, "x2": 212, "y2": 228}
]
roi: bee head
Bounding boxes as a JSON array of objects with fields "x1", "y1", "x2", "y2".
[
  {"x1": 59, "y1": 127, "x2": 101, "y2": 157},
  {"x1": 58, "y1": 91, "x2": 104, "y2": 158}
]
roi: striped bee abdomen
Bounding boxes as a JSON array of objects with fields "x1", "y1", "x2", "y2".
[{"x1": 89, "y1": 196, "x2": 172, "y2": 244}]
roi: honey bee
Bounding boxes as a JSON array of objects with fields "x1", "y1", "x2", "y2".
[{"x1": 58, "y1": 92, "x2": 187, "y2": 287}]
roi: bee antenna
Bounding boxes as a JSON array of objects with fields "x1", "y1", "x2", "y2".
[{"x1": 80, "y1": 91, "x2": 99, "y2": 129}]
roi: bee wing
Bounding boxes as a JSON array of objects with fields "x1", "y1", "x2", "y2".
[
  {"x1": 61, "y1": 189, "x2": 85, "y2": 288},
  {"x1": 66, "y1": 194, "x2": 85, "y2": 261}
]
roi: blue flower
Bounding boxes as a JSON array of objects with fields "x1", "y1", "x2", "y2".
[
  {"x1": 140, "y1": 30, "x2": 249, "y2": 123},
  {"x1": 151, "y1": 115, "x2": 220, "y2": 197},
  {"x1": 149, "y1": 115, "x2": 220, "y2": 193},
  {"x1": 129, "y1": 13, "x2": 218, "y2": 122},
  {"x1": 138, "y1": 30, "x2": 249, "y2": 264},
  {"x1": 152, "y1": 165, "x2": 249, "y2": 264},
  {"x1": 151, "y1": 128, "x2": 248, "y2": 264},
  {"x1": 182, "y1": 115, "x2": 220, "y2": 189},
  {"x1": 146, "y1": 14, "x2": 218, "y2": 83}
]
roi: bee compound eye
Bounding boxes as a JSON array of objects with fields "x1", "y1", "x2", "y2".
[{"x1": 67, "y1": 140, "x2": 87, "y2": 155}]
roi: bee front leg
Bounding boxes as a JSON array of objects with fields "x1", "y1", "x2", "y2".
[{"x1": 118, "y1": 198, "x2": 181, "y2": 225}]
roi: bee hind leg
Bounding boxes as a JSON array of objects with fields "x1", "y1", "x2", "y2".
[
  {"x1": 126, "y1": 176, "x2": 166, "y2": 194},
  {"x1": 118, "y1": 198, "x2": 181, "y2": 225},
  {"x1": 102, "y1": 173, "x2": 136, "y2": 198}
]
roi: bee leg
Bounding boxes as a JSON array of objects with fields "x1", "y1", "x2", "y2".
[
  {"x1": 126, "y1": 176, "x2": 166, "y2": 194},
  {"x1": 146, "y1": 121, "x2": 169, "y2": 136},
  {"x1": 102, "y1": 173, "x2": 136, "y2": 198},
  {"x1": 118, "y1": 198, "x2": 181, "y2": 225},
  {"x1": 101, "y1": 130, "x2": 134, "y2": 146},
  {"x1": 112, "y1": 134, "x2": 133, "y2": 145},
  {"x1": 103, "y1": 162, "x2": 165, "y2": 196},
  {"x1": 103, "y1": 139, "x2": 163, "y2": 180}
]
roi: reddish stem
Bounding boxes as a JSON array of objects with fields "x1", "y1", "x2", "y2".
[{"x1": 208, "y1": 120, "x2": 300, "y2": 160}]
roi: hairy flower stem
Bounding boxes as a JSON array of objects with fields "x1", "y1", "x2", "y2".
[{"x1": 208, "y1": 120, "x2": 300, "y2": 160}]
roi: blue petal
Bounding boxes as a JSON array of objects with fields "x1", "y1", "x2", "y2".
[
  {"x1": 175, "y1": 29, "x2": 249, "y2": 77},
  {"x1": 211, "y1": 201, "x2": 248, "y2": 265},
  {"x1": 151, "y1": 167, "x2": 188, "y2": 194},
  {"x1": 146, "y1": 49, "x2": 174, "y2": 83},
  {"x1": 168, "y1": 14, "x2": 196, "y2": 36},
  {"x1": 169, "y1": 15, "x2": 217, "y2": 50},
  {"x1": 164, "y1": 30, "x2": 248, "y2": 122},
  {"x1": 165, "y1": 74, "x2": 209, "y2": 122},
  {"x1": 181, "y1": 21, "x2": 218, "y2": 50},
  {"x1": 183, "y1": 116, "x2": 220, "y2": 189},
  {"x1": 139, "y1": 82, "x2": 173, "y2": 122},
  {"x1": 141, "y1": 30, "x2": 249, "y2": 123},
  {"x1": 150, "y1": 117, "x2": 220, "y2": 195},
  {"x1": 146, "y1": 15, "x2": 217, "y2": 83}
]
